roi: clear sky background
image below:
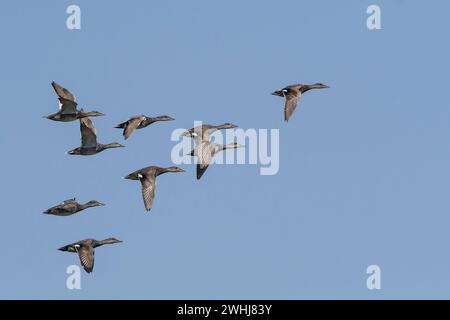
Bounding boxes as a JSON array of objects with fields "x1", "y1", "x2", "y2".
[{"x1": 1, "y1": 0, "x2": 449, "y2": 299}]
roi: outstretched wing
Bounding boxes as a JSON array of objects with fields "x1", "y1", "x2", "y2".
[
  {"x1": 59, "y1": 202, "x2": 78, "y2": 213},
  {"x1": 77, "y1": 245, "x2": 95, "y2": 273},
  {"x1": 196, "y1": 163, "x2": 210, "y2": 180},
  {"x1": 182, "y1": 125, "x2": 216, "y2": 144},
  {"x1": 123, "y1": 117, "x2": 144, "y2": 140},
  {"x1": 139, "y1": 174, "x2": 156, "y2": 211},
  {"x1": 197, "y1": 125, "x2": 220, "y2": 144},
  {"x1": 58, "y1": 98, "x2": 78, "y2": 115},
  {"x1": 52, "y1": 81, "x2": 76, "y2": 102},
  {"x1": 196, "y1": 142, "x2": 214, "y2": 179},
  {"x1": 80, "y1": 117, "x2": 97, "y2": 148},
  {"x1": 284, "y1": 91, "x2": 300, "y2": 122}
]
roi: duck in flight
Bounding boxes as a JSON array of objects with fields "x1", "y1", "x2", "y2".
[
  {"x1": 181, "y1": 123, "x2": 238, "y2": 144},
  {"x1": 45, "y1": 81, "x2": 104, "y2": 122},
  {"x1": 124, "y1": 166, "x2": 185, "y2": 211},
  {"x1": 115, "y1": 115, "x2": 175, "y2": 140},
  {"x1": 43, "y1": 198, "x2": 104, "y2": 216},
  {"x1": 58, "y1": 238, "x2": 122, "y2": 274},
  {"x1": 272, "y1": 83, "x2": 329, "y2": 122},
  {"x1": 67, "y1": 116, "x2": 124, "y2": 155},
  {"x1": 188, "y1": 141, "x2": 244, "y2": 179}
]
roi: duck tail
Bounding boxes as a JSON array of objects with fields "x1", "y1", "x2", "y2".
[{"x1": 58, "y1": 245, "x2": 69, "y2": 252}]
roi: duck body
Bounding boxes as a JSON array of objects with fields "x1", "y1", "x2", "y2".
[
  {"x1": 67, "y1": 117, "x2": 124, "y2": 156},
  {"x1": 115, "y1": 115, "x2": 174, "y2": 140},
  {"x1": 46, "y1": 112, "x2": 79, "y2": 122},
  {"x1": 182, "y1": 123, "x2": 238, "y2": 144},
  {"x1": 272, "y1": 83, "x2": 329, "y2": 122},
  {"x1": 43, "y1": 199, "x2": 104, "y2": 216},
  {"x1": 67, "y1": 143, "x2": 124, "y2": 156},
  {"x1": 58, "y1": 238, "x2": 122, "y2": 273},
  {"x1": 124, "y1": 166, "x2": 185, "y2": 211}
]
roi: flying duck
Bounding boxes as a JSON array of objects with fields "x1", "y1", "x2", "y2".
[
  {"x1": 189, "y1": 142, "x2": 244, "y2": 179},
  {"x1": 124, "y1": 166, "x2": 185, "y2": 211},
  {"x1": 45, "y1": 81, "x2": 104, "y2": 122},
  {"x1": 181, "y1": 123, "x2": 238, "y2": 144},
  {"x1": 43, "y1": 198, "x2": 104, "y2": 216},
  {"x1": 58, "y1": 238, "x2": 122, "y2": 273},
  {"x1": 67, "y1": 116, "x2": 124, "y2": 155},
  {"x1": 271, "y1": 83, "x2": 329, "y2": 122},
  {"x1": 115, "y1": 115, "x2": 175, "y2": 140}
]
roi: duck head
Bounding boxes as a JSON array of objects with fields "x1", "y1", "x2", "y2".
[
  {"x1": 81, "y1": 110, "x2": 105, "y2": 118},
  {"x1": 218, "y1": 123, "x2": 238, "y2": 130},
  {"x1": 164, "y1": 166, "x2": 185, "y2": 173},
  {"x1": 153, "y1": 115, "x2": 175, "y2": 121},
  {"x1": 101, "y1": 237, "x2": 123, "y2": 244},
  {"x1": 301, "y1": 83, "x2": 329, "y2": 93},
  {"x1": 223, "y1": 142, "x2": 245, "y2": 150},
  {"x1": 85, "y1": 200, "x2": 105, "y2": 208},
  {"x1": 102, "y1": 142, "x2": 125, "y2": 150}
]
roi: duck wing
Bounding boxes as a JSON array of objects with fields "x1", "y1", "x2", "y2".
[
  {"x1": 58, "y1": 98, "x2": 78, "y2": 115},
  {"x1": 123, "y1": 116, "x2": 144, "y2": 140},
  {"x1": 77, "y1": 244, "x2": 95, "y2": 273},
  {"x1": 80, "y1": 117, "x2": 98, "y2": 148},
  {"x1": 196, "y1": 142, "x2": 214, "y2": 179},
  {"x1": 139, "y1": 174, "x2": 156, "y2": 211},
  {"x1": 62, "y1": 198, "x2": 77, "y2": 204},
  {"x1": 51, "y1": 81, "x2": 76, "y2": 101},
  {"x1": 182, "y1": 125, "x2": 216, "y2": 144},
  {"x1": 197, "y1": 126, "x2": 218, "y2": 144},
  {"x1": 58, "y1": 202, "x2": 78, "y2": 214},
  {"x1": 284, "y1": 90, "x2": 300, "y2": 122},
  {"x1": 52, "y1": 82, "x2": 78, "y2": 115}
]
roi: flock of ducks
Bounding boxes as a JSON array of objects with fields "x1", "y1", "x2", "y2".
[{"x1": 44, "y1": 80, "x2": 328, "y2": 273}]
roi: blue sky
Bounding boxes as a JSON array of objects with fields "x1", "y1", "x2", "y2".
[{"x1": 1, "y1": 0, "x2": 450, "y2": 299}]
